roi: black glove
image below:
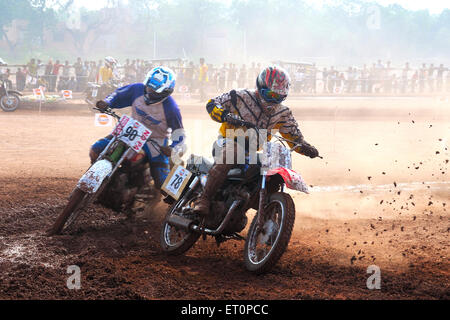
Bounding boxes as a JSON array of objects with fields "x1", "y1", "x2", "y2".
[
  {"x1": 224, "y1": 112, "x2": 255, "y2": 128},
  {"x1": 300, "y1": 141, "x2": 319, "y2": 158},
  {"x1": 159, "y1": 146, "x2": 172, "y2": 157},
  {"x1": 96, "y1": 100, "x2": 109, "y2": 112}
]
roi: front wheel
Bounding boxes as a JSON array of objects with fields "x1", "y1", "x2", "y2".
[
  {"x1": 160, "y1": 192, "x2": 201, "y2": 255},
  {"x1": 244, "y1": 192, "x2": 296, "y2": 274},
  {"x1": 47, "y1": 187, "x2": 90, "y2": 235},
  {"x1": 0, "y1": 93, "x2": 20, "y2": 112}
]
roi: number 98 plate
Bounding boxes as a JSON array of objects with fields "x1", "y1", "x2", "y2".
[
  {"x1": 112, "y1": 115, "x2": 152, "y2": 152},
  {"x1": 161, "y1": 165, "x2": 193, "y2": 200}
]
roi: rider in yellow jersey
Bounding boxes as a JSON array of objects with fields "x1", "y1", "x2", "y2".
[{"x1": 194, "y1": 65, "x2": 320, "y2": 216}]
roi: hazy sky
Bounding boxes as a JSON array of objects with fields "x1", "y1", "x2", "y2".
[{"x1": 72, "y1": 0, "x2": 450, "y2": 14}]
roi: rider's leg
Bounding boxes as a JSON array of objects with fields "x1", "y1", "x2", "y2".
[
  {"x1": 194, "y1": 140, "x2": 239, "y2": 216},
  {"x1": 148, "y1": 152, "x2": 170, "y2": 189},
  {"x1": 89, "y1": 136, "x2": 112, "y2": 164}
]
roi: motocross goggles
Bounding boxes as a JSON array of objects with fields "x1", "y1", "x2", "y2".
[
  {"x1": 144, "y1": 86, "x2": 173, "y2": 105},
  {"x1": 260, "y1": 88, "x2": 287, "y2": 104}
]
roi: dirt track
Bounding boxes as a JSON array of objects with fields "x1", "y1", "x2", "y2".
[{"x1": 0, "y1": 97, "x2": 449, "y2": 299}]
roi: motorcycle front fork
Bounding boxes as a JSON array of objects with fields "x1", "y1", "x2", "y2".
[{"x1": 256, "y1": 174, "x2": 267, "y2": 229}]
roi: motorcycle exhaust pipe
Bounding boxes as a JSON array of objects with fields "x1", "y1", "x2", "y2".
[
  {"x1": 167, "y1": 199, "x2": 243, "y2": 235},
  {"x1": 191, "y1": 200, "x2": 242, "y2": 235},
  {"x1": 166, "y1": 214, "x2": 194, "y2": 231}
]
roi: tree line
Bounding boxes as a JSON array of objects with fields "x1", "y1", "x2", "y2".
[{"x1": 0, "y1": 0, "x2": 449, "y2": 64}]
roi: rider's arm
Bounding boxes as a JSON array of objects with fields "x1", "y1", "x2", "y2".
[
  {"x1": 276, "y1": 109, "x2": 306, "y2": 154},
  {"x1": 205, "y1": 90, "x2": 236, "y2": 123},
  {"x1": 277, "y1": 110, "x2": 319, "y2": 158},
  {"x1": 163, "y1": 96, "x2": 185, "y2": 148},
  {"x1": 206, "y1": 99, "x2": 230, "y2": 123},
  {"x1": 104, "y1": 83, "x2": 142, "y2": 109}
]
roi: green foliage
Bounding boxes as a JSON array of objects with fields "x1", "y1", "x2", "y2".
[{"x1": 1, "y1": 0, "x2": 449, "y2": 63}]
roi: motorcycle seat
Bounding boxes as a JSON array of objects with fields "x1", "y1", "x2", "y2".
[
  {"x1": 186, "y1": 155, "x2": 214, "y2": 174},
  {"x1": 227, "y1": 168, "x2": 243, "y2": 177}
]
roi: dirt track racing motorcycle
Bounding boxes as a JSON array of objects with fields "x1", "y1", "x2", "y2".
[
  {"x1": 0, "y1": 79, "x2": 22, "y2": 112},
  {"x1": 48, "y1": 108, "x2": 162, "y2": 235},
  {"x1": 160, "y1": 127, "x2": 312, "y2": 273},
  {"x1": 85, "y1": 81, "x2": 119, "y2": 109}
]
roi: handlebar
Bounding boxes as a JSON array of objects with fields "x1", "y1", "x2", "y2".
[
  {"x1": 93, "y1": 106, "x2": 120, "y2": 120},
  {"x1": 226, "y1": 118, "x2": 323, "y2": 159}
]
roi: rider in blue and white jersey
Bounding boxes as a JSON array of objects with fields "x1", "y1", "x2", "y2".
[{"x1": 90, "y1": 66, "x2": 185, "y2": 189}]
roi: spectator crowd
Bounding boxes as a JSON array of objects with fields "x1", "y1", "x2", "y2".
[{"x1": 1, "y1": 57, "x2": 450, "y2": 96}]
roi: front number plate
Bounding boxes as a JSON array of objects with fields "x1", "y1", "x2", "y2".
[
  {"x1": 161, "y1": 165, "x2": 193, "y2": 200},
  {"x1": 112, "y1": 115, "x2": 152, "y2": 152}
]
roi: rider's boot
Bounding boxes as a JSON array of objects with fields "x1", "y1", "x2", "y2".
[
  {"x1": 89, "y1": 149, "x2": 99, "y2": 164},
  {"x1": 194, "y1": 164, "x2": 232, "y2": 216}
]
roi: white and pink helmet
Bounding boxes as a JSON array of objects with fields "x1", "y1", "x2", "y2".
[{"x1": 256, "y1": 65, "x2": 291, "y2": 104}]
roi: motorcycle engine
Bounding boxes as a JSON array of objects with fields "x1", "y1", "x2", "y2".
[
  {"x1": 96, "y1": 161, "x2": 149, "y2": 212},
  {"x1": 204, "y1": 185, "x2": 249, "y2": 235}
]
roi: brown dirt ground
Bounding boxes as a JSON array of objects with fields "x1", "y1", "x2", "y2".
[{"x1": 0, "y1": 96, "x2": 449, "y2": 299}]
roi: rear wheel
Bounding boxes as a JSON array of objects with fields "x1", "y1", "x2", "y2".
[
  {"x1": 160, "y1": 192, "x2": 201, "y2": 255},
  {"x1": 47, "y1": 188, "x2": 90, "y2": 235},
  {"x1": 0, "y1": 93, "x2": 20, "y2": 112},
  {"x1": 244, "y1": 192, "x2": 295, "y2": 274}
]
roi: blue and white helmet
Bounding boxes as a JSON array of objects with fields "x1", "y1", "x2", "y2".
[{"x1": 143, "y1": 66, "x2": 176, "y2": 105}]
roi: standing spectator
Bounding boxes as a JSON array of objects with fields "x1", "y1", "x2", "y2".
[
  {"x1": 436, "y1": 64, "x2": 447, "y2": 92},
  {"x1": 217, "y1": 64, "x2": 227, "y2": 92},
  {"x1": 336, "y1": 73, "x2": 345, "y2": 92},
  {"x1": 16, "y1": 68, "x2": 26, "y2": 91},
  {"x1": 248, "y1": 62, "x2": 258, "y2": 88},
  {"x1": 322, "y1": 67, "x2": 328, "y2": 93},
  {"x1": 346, "y1": 66, "x2": 354, "y2": 93},
  {"x1": 95, "y1": 60, "x2": 102, "y2": 82},
  {"x1": 61, "y1": 60, "x2": 71, "y2": 81},
  {"x1": 135, "y1": 59, "x2": 143, "y2": 80},
  {"x1": 360, "y1": 65, "x2": 369, "y2": 93},
  {"x1": 26, "y1": 59, "x2": 38, "y2": 88},
  {"x1": 27, "y1": 58, "x2": 38, "y2": 79},
  {"x1": 411, "y1": 70, "x2": 418, "y2": 93},
  {"x1": 294, "y1": 67, "x2": 305, "y2": 92},
  {"x1": 401, "y1": 62, "x2": 410, "y2": 94},
  {"x1": 131, "y1": 60, "x2": 138, "y2": 83},
  {"x1": 419, "y1": 63, "x2": 427, "y2": 93},
  {"x1": 447, "y1": 68, "x2": 450, "y2": 93},
  {"x1": 185, "y1": 61, "x2": 195, "y2": 92},
  {"x1": 124, "y1": 59, "x2": 133, "y2": 82},
  {"x1": 368, "y1": 63, "x2": 377, "y2": 93},
  {"x1": 428, "y1": 64, "x2": 435, "y2": 92},
  {"x1": 58, "y1": 61, "x2": 70, "y2": 91},
  {"x1": 74, "y1": 57, "x2": 83, "y2": 92},
  {"x1": 328, "y1": 66, "x2": 336, "y2": 93},
  {"x1": 198, "y1": 57, "x2": 208, "y2": 101},
  {"x1": 383, "y1": 61, "x2": 391, "y2": 93},
  {"x1": 391, "y1": 74, "x2": 399, "y2": 94},
  {"x1": 83, "y1": 60, "x2": 90, "y2": 83},
  {"x1": 88, "y1": 61, "x2": 97, "y2": 83},
  {"x1": 238, "y1": 64, "x2": 247, "y2": 88},
  {"x1": 309, "y1": 64, "x2": 317, "y2": 93},
  {"x1": 227, "y1": 63, "x2": 237, "y2": 90},
  {"x1": 44, "y1": 60, "x2": 53, "y2": 90},
  {"x1": 36, "y1": 59, "x2": 44, "y2": 85},
  {"x1": 51, "y1": 60, "x2": 63, "y2": 92}
]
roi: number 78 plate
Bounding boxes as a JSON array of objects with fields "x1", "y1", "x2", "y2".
[{"x1": 161, "y1": 165, "x2": 193, "y2": 200}]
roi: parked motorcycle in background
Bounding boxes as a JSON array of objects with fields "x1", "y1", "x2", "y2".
[
  {"x1": 0, "y1": 79, "x2": 22, "y2": 112},
  {"x1": 48, "y1": 107, "x2": 163, "y2": 235},
  {"x1": 85, "y1": 80, "x2": 120, "y2": 109}
]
